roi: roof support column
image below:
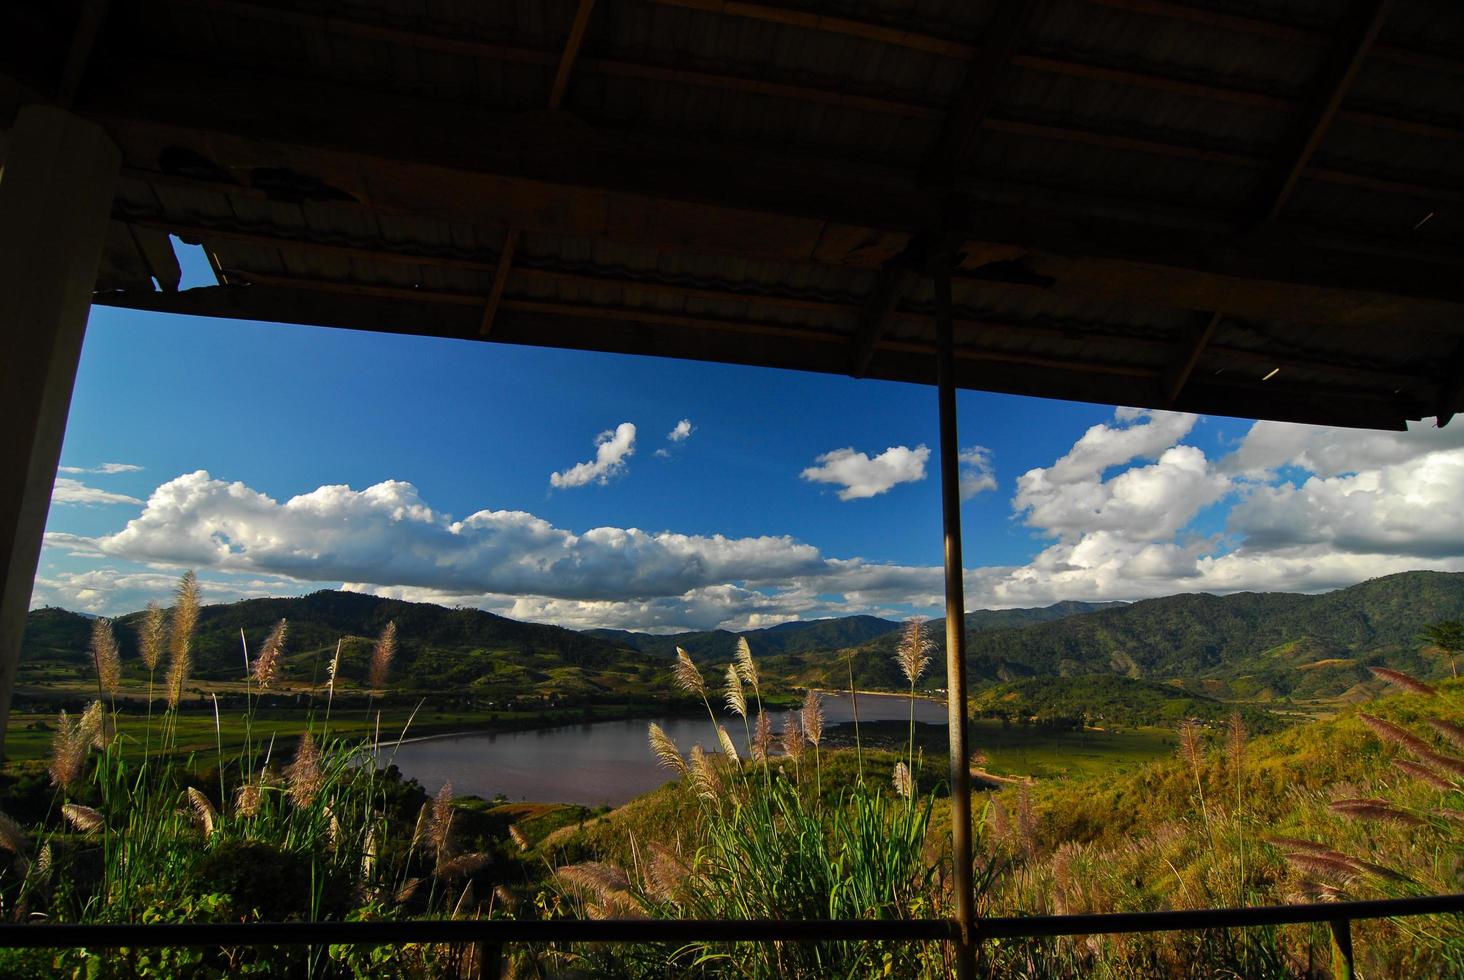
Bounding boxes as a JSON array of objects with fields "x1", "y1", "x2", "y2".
[
  {"x1": 0, "y1": 106, "x2": 120, "y2": 761},
  {"x1": 933, "y1": 250, "x2": 976, "y2": 977}
]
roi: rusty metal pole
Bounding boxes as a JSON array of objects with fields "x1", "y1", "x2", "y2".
[{"x1": 933, "y1": 249, "x2": 976, "y2": 977}]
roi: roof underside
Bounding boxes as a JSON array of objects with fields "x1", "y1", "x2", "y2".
[{"x1": 4, "y1": 0, "x2": 1463, "y2": 430}]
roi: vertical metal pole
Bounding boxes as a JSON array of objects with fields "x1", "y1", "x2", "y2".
[{"x1": 933, "y1": 250, "x2": 976, "y2": 977}]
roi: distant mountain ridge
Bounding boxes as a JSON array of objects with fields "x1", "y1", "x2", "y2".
[
  {"x1": 23, "y1": 572, "x2": 1464, "y2": 701},
  {"x1": 586, "y1": 600, "x2": 1126, "y2": 660}
]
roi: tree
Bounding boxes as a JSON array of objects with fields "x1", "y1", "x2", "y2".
[{"x1": 1417, "y1": 619, "x2": 1464, "y2": 678}]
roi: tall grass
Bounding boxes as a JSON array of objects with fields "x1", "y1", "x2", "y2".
[
  {"x1": 551, "y1": 639, "x2": 972, "y2": 978},
  {"x1": 0, "y1": 572, "x2": 484, "y2": 978}
]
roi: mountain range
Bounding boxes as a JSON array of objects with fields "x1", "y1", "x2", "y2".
[{"x1": 22, "y1": 571, "x2": 1464, "y2": 703}]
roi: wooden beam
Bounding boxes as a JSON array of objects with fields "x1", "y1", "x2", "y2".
[
  {"x1": 0, "y1": 108, "x2": 120, "y2": 762},
  {"x1": 478, "y1": 228, "x2": 520, "y2": 336},
  {"x1": 849, "y1": 263, "x2": 916, "y2": 377},
  {"x1": 92, "y1": 283, "x2": 1427, "y2": 428},
  {"x1": 81, "y1": 62, "x2": 1464, "y2": 327},
  {"x1": 1162, "y1": 311, "x2": 1220, "y2": 407},
  {"x1": 644, "y1": 0, "x2": 973, "y2": 59},
  {"x1": 124, "y1": 223, "x2": 182, "y2": 291},
  {"x1": 57, "y1": 0, "x2": 109, "y2": 106},
  {"x1": 1251, "y1": 0, "x2": 1393, "y2": 221},
  {"x1": 174, "y1": 0, "x2": 1461, "y2": 139},
  {"x1": 923, "y1": 1, "x2": 1039, "y2": 183},
  {"x1": 549, "y1": 0, "x2": 597, "y2": 110}
]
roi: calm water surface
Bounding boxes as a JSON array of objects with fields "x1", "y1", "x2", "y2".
[{"x1": 379, "y1": 693, "x2": 946, "y2": 807}]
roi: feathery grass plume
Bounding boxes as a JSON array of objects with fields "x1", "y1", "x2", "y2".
[
  {"x1": 253, "y1": 618, "x2": 287, "y2": 689},
  {"x1": 734, "y1": 635, "x2": 758, "y2": 689},
  {"x1": 492, "y1": 884, "x2": 517, "y2": 912},
  {"x1": 780, "y1": 711, "x2": 805, "y2": 762},
  {"x1": 429, "y1": 781, "x2": 455, "y2": 858},
  {"x1": 369, "y1": 621, "x2": 397, "y2": 689},
  {"x1": 1015, "y1": 782, "x2": 1038, "y2": 859},
  {"x1": 557, "y1": 861, "x2": 644, "y2": 917},
  {"x1": 688, "y1": 745, "x2": 723, "y2": 801},
  {"x1": 1422, "y1": 747, "x2": 1464, "y2": 779},
  {"x1": 1329, "y1": 797, "x2": 1424, "y2": 825},
  {"x1": 1284, "y1": 851, "x2": 1361, "y2": 884},
  {"x1": 673, "y1": 647, "x2": 706, "y2": 698},
  {"x1": 896, "y1": 618, "x2": 931, "y2": 687},
  {"x1": 48, "y1": 710, "x2": 88, "y2": 789},
  {"x1": 62, "y1": 804, "x2": 105, "y2": 835},
  {"x1": 234, "y1": 781, "x2": 262, "y2": 818},
  {"x1": 648, "y1": 723, "x2": 687, "y2": 775},
  {"x1": 724, "y1": 664, "x2": 747, "y2": 719},
  {"x1": 362, "y1": 827, "x2": 378, "y2": 881},
  {"x1": 508, "y1": 824, "x2": 530, "y2": 853},
  {"x1": 410, "y1": 801, "x2": 432, "y2": 850},
  {"x1": 436, "y1": 852, "x2": 492, "y2": 880},
  {"x1": 1434, "y1": 808, "x2": 1464, "y2": 824},
  {"x1": 0, "y1": 811, "x2": 30, "y2": 860},
  {"x1": 36, "y1": 842, "x2": 52, "y2": 878},
  {"x1": 166, "y1": 571, "x2": 201, "y2": 707},
  {"x1": 326, "y1": 639, "x2": 342, "y2": 694},
  {"x1": 646, "y1": 842, "x2": 691, "y2": 903},
  {"x1": 1426, "y1": 718, "x2": 1464, "y2": 750},
  {"x1": 79, "y1": 699, "x2": 110, "y2": 750},
  {"x1": 187, "y1": 787, "x2": 218, "y2": 837},
  {"x1": 137, "y1": 601, "x2": 166, "y2": 671},
  {"x1": 801, "y1": 690, "x2": 824, "y2": 747},
  {"x1": 1264, "y1": 836, "x2": 1344, "y2": 856},
  {"x1": 1359, "y1": 712, "x2": 1434, "y2": 756},
  {"x1": 1368, "y1": 665, "x2": 1437, "y2": 695},
  {"x1": 285, "y1": 731, "x2": 323, "y2": 807},
  {"x1": 988, "y1": 798, "x2": 1012, "y2": 849},
  {"x1": 1395, "y1": 758, "x2": 1456, "y2": 791},
  {"x1": 90, "y1": 618, "x2": 121, "y2": 696},
  {"x1": 716, "y1": 725, "x2": 740, "y2": 764},
  {"x1": 892, "y1": 761, "x2": 912, "y2": 799},
  {"x1": 751, "y1": 711, "x2": 773, "y2": 763},
  {"x1": 1177, "y1": 718, "x2": 1203, "y2": 770},
  {"x1": 1226, "y1": 712, "x2": 1247, "y2": 773}
]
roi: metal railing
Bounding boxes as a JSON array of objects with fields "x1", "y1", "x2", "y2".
[{"x1": 1, "y1": 893, "x2": 1459, "y2": 978}]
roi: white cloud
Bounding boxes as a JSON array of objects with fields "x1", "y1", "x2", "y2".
[
  {"x1": 51, "y1": 478, "x2": 143, "y2": 507},
  {"x1": 30, "y1": 566, "x2": 313, "y2": 615},
  {"x1": 1014, "y1": 411, "x2": 1228, "y2": 542},
  {"x1": 550, "y1": 423, "x2": 636, "y2": 489},
  {"x1": 959, "y1": 446, "x2": 997, "y2": 500},
  {"x1": 35, "y1": 414, "x2": 1464, "y2": 627},
  {"x1": 57, "y1": 462, "x2": 143, "y2": 475},
  {"x1": 801, "y1": 445, "x2": 929, "y2": 500},
  {"x1": 667, "y1": 419, "x2": 693, "y2": 442}
]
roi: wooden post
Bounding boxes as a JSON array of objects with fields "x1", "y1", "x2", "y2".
[
  {"x1": 1329, "y1": 918, "x2": 1354, "y2": 980},
  {"x1": 933, "y1": 250, "x2": 976, "y2": 977},
  {"x1": 0, "y1": 106, "x2": 120, "y2": 761}
]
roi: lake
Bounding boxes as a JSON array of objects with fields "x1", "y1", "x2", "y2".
[{"x1": 378, "y1": 693, "x2": 947, "y2": 807}]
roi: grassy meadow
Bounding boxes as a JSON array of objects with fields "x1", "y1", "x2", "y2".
[{"x1": 3, "y1": 573, "x2": 1461, "y2": 977}]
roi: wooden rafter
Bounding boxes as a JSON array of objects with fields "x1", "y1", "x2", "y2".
[
  {"x1": 480, "y1": 0, "x2": 596, "y2": 335},
  {"x1": 923, "y1": 1, "x2": 1038, "y2": 184},
  {"x1": 1250, "y1": 0, "x2": 1393, "y2": 221},
  {"x1": 57, "y1": 0, "x2": 109, "y2": 106},
  {"x1": 848, "y1": 263, "x2": 917, "y2": 377},
  {"x1": 168, "y1": 0, "x2": 1464, "y2": 143},
  {"x1": 1162, "y1": 311, "x2": 1220, "y2": 407}
]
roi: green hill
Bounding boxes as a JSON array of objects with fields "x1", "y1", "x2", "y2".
[
  {"x1": 967, "y1": 675, "x2": 1282, "y2": 733},
  {"x1": 584, "y1": 615, "x2": 902, "y2": 660}
]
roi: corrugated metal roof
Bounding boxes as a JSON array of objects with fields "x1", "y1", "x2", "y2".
[{"x1": 5, "y1": 0, "x2": 1455, "y2": 430}]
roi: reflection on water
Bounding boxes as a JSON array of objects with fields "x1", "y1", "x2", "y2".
[{"x1": 379, "y1": 693, "x2": 946, "y2": 807}]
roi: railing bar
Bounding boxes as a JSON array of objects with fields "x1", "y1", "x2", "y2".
[{"x1": 0, "y1": 894, "x2": 1456, "y2": 949}]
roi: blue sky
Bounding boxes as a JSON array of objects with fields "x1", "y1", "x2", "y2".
[{"x1": 35, "y1": 290, "x2": 1464, "y2": 631}]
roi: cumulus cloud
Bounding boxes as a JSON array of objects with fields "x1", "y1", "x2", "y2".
[
  {"x1": 959, "y1": 446, "x2": 997, "y2": 500},
  {"x1": 550, "y1": 423, "x2": 636, "y2": 488},
  {"x1": 57, "y1": 462, "x2": 143, "y2": 475},
  {"x1": 667, "y1": 419, "x2": 693, "y2": 442},
  {"x1": 801, "y1": 445, "x2": 929, "y2": 500},
  {"x1": 35, "y1": 413, "x2": 1464, "y2": 627},
  {"x1": 1014, "y1": 411, "x2": 1228, "y2": 542},
  {"x1": 30, "y1": 566, "x2": 312, "y2": 614},
  {"x1": 51, "y1": 478, "x2": 143, "y2": 506}
]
